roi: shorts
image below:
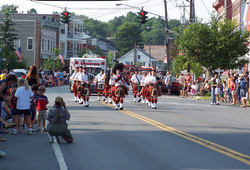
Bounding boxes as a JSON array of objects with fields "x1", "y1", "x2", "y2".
[
  {"x1": 220, "y1": 93, "x2": 224, "y2": 98},
  {"x1": 59, "y1": 78, "x2": 64, "y2": 81},
  {"x1": 11, "y1": 109, "x2": 18, "y2": 116},
  {"x1": 17, "y1": 109, "x2": 30, "y2": 116},
  {"x1": 180, "y1": 85, "x2": 184, "y2": 90},
  {"x1": 215, "y1": 87, "x2": 220, "y2": 95},
  {"x1": 47, "y1": 123, "x2": 72, "y2": 139},
  {"x1": 30, "y1": 110, "x2": 36, "y2": 120},
  {"x1": 231, "y1": 90, "x2": 236, "y2": 96},
  {"x1": 166, "y1": 85, "x2": 171, "y2": 90},
  {"x1": 37, "y1": 110, "x2": 47, "y2": 120},
  {"x1": 240, "y1": 89, "x2": 246, "y2": 98}
]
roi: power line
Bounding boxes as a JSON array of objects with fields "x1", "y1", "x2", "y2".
[{"x1": 201, "y1": 0, "x2": 211, "y2": 14}]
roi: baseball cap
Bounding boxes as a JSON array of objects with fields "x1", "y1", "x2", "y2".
[{"x1": 55, "y1": 97, "x2": 63, "y2": 104}]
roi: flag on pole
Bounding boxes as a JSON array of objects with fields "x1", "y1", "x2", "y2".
[
  {"x1": 58, "y1": 52, "x2": 64, "y2": 64},
  {"x1": 15, "y1": 47, "x2": 22, "y2": 62}
]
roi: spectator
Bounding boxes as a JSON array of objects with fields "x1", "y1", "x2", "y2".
[
  {"x1": 0, "y1": 70, "x2": 6, "y2": 80},
  {"x1": 215, "y1": 75, "x2": 221, "y2": 105},
  {"x1": 10, "y1": 89, "x2": 18, "y2": 134},
  {"x1": 189, "y1": 82, "x2": 196, "y2": 98},
  {"x1": 222, "y1": 81, "x2": 227, "y2": 102},
  {"x1": 240, "y1": 75, "x2": 248, "y2": 107},
  {"x1": 230, "y1": 78, "x2": 236, "y2": 105},
  {"x1": 34, "y1": 86, "x2": 49, "y2": 132},
  {"x1": 210, "y1": 77, "x2": 217, "y2": 105},
  {"x1": 226, "y1": 73, "x2": 233, "y2": 102},
  {"x1": 14, "y1": 79, "x2": 33, "y2": 135},
  {"x1": 21, "y1": 73, "x2": 26, "y2": 79},
  {"x1": 200, "y1": 80, "x2": 210, "y2": 96},
  {"x1": 58, "y1": 70, "x2": 64, "y2": 86},
  {"x1": 26, "y1": 65, "x2": 40, "y2": 86},
  {"x1": 47, "y1": 97, "x2": 73, "y2": 143},
  {"x1": 30, "y1": 84, "x2": 39, "y2": 132},
  {"x1": 165, "y1": 71, "x2": 172, "y2": 95},
  {"x1": 186, "y1": 72, "x2": 192, "y2": 85},
  {"x1": 10, "y1": 70, "x2": 15, "y2": 75}
]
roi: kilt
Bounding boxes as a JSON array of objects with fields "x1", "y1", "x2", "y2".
[
  {"x1": 114, "y1": 85, "x2": 126, "y2": 98},
  {"x1": 147, "y1": 85, "x2": 161, "y2": 97},
  {"x1": 140, "y1": 86, "x2": 147, "y2": 97},
  {"x1": 104, "y1": 85, "x2": 111, "y2": 94},
  {"x1": 76, "y1": 82, "x2": 81, "y2": 94},
  {"x1": 72, "y1": 81, "x2": 77, "y2": 93},
  {"x1": 95, "y1": 83, "x2": 104, "y2": 93},
  {"x1": 132, "y1": 84, "x2": 141, "y2": 94},
  {"x1": 79, "y1": 84, "x2": 91, "y2": 96}
]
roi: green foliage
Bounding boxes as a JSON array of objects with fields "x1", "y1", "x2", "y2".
[
  {"x1": 175, "y1": 12, "x2": 249, "y2": 74},
  {"x1": 42, "y1": 47, "x2": 64, "y2": 71},
  {"x1": 83, "y1": 17, "x2": 108, "y2": 38},
  {"x1": 42, "y1": 57, "x2": 53, "y2": 70},
  {"x1": 27, "y1": 8, "x2": 37, "y2": 14},
  {"x1": 106, "y1": 52, "x2": 115, "y2": 68},
  {"x1": 78, "y1": 47, "x2": 90, "y2": 58},
  {"x1": 114, "y1": 22, "x2": 143, "y2": 58},
  {"x1": 0, "y1": 4, "x2": 18, "y2": 13},
  {"x1": 160, "y1": 62, "x2": 167, "y2": 70}
]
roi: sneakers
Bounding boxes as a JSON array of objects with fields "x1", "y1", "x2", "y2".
[
  {"x1": 20, "y1": 125, "x2": 25, "y2": 129},
  {"x1": 10, "y1": 130, "x2": 17, "y2": 135},
  {"x1": 4, "y1": 123, "x2": 16, "y2": 129},
  {"x1": 138, "y1": 98, "x2": 141, "y2": 102},
  {"x1": 48, "y1": 136, "x2": 54, "y2": 143},
  {"x1": 31, "y1": 127, "x2": 35, "y2": 132},
  {"x1": 55, "y1": 136, "x2": 61, "y2": 143},
  {"x1": 0, "y1": 137, "x2": 6, "y2": 142},
  {"x1": 42, "y1": 128, "x2": 47, "y2": 132},
  {"x1": 28, "y1": 130, "x2": 32, "y2": 135},
  {"x1": 0, "y1": 151, "x2": 6, "y2": 157}
]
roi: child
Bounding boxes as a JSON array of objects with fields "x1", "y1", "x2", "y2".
[
  {"x1": 10, "y1": 89, "x2": 18, "y2": 134},
  {"x1": 14, "y1": 79, "x2": 33, "y2": 135},
  {"x1": 34, "y1": 86, "x2": 49, "y2": 132},
  {"x1": 30, "y1": 84, "x2": 39, "y2": 132}
]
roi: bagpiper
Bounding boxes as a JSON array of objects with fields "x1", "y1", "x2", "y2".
[
  {"x1": 94, "y1": 69, "x2": 105, "y2": 101},
  {"x1": 102, "y1": 70, "x2": 112, "y2": 104},
  {"x1": 79, "y1": 67, "x2": 92, "y2": 107},
  {"x1": 140, "y1": 71, "x2": 147, "y2": 104},
  {"x1": 112, "y1": 63, "x2": 129, "y2": 110},
  {"x1": 131, "y1": 68, "x2": 142, "y2": 102},
  {"x1": 146, "y1": 69, "x2": 161, "y2": 109},
  {"x1": 70, "y1": 66, "x2": 79, "y2": 102},
  {"x1": 75, "y1": 66, "x2": 83, "y2": 104},
  {"x1": 144, "y1": 69, "x2": 152, "y2": 106}
]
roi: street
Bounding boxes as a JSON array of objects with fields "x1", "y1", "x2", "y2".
[{"x1": 2, "y1": 85, "x2": 250, "y2": 170}]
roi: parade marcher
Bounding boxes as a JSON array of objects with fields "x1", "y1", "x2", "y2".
[
  {"x1": 79, "y1": 67, "x2": 91, "y2": 107},
  {"x1": 146, "y1": 69, "x2": 161, "y2": 109},
  {"x1": 95, "y1": 69, "x2": 105, "y2": 101},
  {"x1": 75, "y1": 66, "x2": 83, "y2": 104},
  {"x1": 131, "y1": 68, "x2": 142, "y2": 102},
  {"x1": 109, "y1": 72, "x2": 116, "y2": 106},
  {"x1": 144, "y1": 69, "x2": 152, "y2": 106},
  {"x1": 140, "y1": 72, "x2": 147, "y2": 104},
  {"x1": 102, "y1": 70, "x2": 112, "y2": 104},
  {"x1": 70, "y1": 66, "x2": 79, "y2": 102},
  {"x1": 113, "y1": 63, "x2": 129, "y2": 110}
]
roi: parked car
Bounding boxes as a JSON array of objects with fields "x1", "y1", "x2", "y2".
[{"x1": 161, "y1": 77, "x2": 180, "y2": 95}]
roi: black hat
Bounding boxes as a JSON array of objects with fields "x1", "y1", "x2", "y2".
[
  {"x1": 79, "y1": 65, "x2": 82, "y2": 68},
  {"x1": 112, "y1": 63, "x2": 123, "y2": 74},
  {"x1": 135, "y1": 68, "x2": 139, "y2": 71}
]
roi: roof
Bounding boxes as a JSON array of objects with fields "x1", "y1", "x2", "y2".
[
  {"x1": 144, "y1": 45, "x2": 166, "y2": 61},
  {"x1": 118, "y1": 47, "x2": 158, "y2": 61}
]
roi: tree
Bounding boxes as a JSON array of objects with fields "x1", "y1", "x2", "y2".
[
  {"x1": 113, "y1": 22, "x2": 143, "y2": 58},
  {"x1": 78, "y1": 47, "x2": 90, "y2": 58},
  {"x1": 92, "y1": 45, "x2": 105, "y2": 56},
  {"x1": 43, "y1": 47, "x2": 64, "y2": 71},
  {"x1": 175, "y1": 13, "x2": 249, "y2": 74},
  {"x1": 106, "y1": 52, "x2": 115, "y2": 68},
  {"x1": 53, "y1": 11, "x2": 59, "y2": 14},
  {"x1": 0, "y1": 4, "x2": 18, "y2": 13},
  {"x1": 27, "y1": 8, "x2": 37, "y2": 14},
  {"x1": 0, "y1": 11, "x2": 25, "y2": 70}
]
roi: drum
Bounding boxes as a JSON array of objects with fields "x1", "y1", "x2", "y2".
[
  {"x1": 97, "y1": 83, "x2": 104, "y2": 90},
  {"x1": 116, "y1": 85, "x2": 123, "y2": 97}
]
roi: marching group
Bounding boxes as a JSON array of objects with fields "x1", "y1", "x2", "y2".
[
  {"x1": 0, "y1": 65, "x2": 73, "y2": 157},
  {"x1": 71, "y1": 63, "x2": 162, "y2": 110}
]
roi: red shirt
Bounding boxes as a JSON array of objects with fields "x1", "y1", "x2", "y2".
[
  {"x1": 187, "y1": 75, "x2": 191, "y2": 83},
  {"x1": 34, "y1": 95, "x2": 49, "y2": 111},
  {"x1": 231, "y1": 82, "x2": 236, "y2": 91},
  {"x1": 11, "y1": 97, "x2": 17, "y2": 110}
]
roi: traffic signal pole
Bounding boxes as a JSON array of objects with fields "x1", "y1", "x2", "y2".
[
  {"x1": 164, "y1": 0, "x2": 170, "y2": 71},
  {"x1": 187, "y1": 0, "x2": 193, "y2": 73}
]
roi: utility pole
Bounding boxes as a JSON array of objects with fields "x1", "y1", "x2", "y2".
[
  {"x1": 176, "y1": 1, "x2": 189, "y2": 31},
  {"x1": 187, "y1": 0, "x2": 193, "y2": 73},
  {"x1": 134, "y1": 42, "x2": 136, "y2": 66},
  {"x1": 149, "y1": 42, "x2": 151, "y2": 67},
  {"x1": 164, "y1": 0, "x2": 170, "y2": 71}
]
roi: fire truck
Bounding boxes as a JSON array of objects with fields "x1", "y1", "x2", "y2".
[{"x1": 69, "y1": 54, "x2": 106, "y2": 92}]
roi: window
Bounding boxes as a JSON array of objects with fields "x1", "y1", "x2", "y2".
[
  {"x1": 138, "y1": 55, "x2": 140, "y2": 59},
  {"x1": 27, "y1": 37, "x2": 33, "y2": 50},
  {"x1": 142, "y1": 62, "x2": 145, "y2": 66},
  {"x1": 48, "y1": 39, "x2": 50, "y2": 51},
  {"x1": 42, "y1": 38, "x2": 44, "y2": 50}
]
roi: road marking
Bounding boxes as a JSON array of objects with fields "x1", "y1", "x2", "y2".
[
  {"x1": 99, "y1": 101, "x2": 250, "y2": 165},
  {"x1": 47, "y1": 133, "x2": 69, "y2": 170}
]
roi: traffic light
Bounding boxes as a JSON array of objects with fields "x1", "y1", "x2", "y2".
[
  {"x1": 61, "y1": 10, "x2": 71, "y2": 24},
  {"x1": 137, "y1": 10, "x2": 148, "y2": 24}
]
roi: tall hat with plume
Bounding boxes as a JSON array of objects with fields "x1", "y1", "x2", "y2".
[{"x1": 112, "y1": 63, "x2": 124, "y2": 74}]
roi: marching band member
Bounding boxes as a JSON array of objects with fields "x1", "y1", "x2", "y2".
[
  {"x1": 102, "y1": 70, "x2": 111, "y2": 104},
  {"x1": 75, "y1": 66, "x2": 83, "y2": 104},
  {"x1": 145, "y1": 69, "x2": 152, "y2": 106},
  {"x1": 70, "y1": 66, "x2": 79, "y2": 102},
  {"x1": 131, "y1": 68, "x2": 142, "y2": 102},
  {"x1": 147, "y1": 69, "x2": 161, "y2": 109},
  {"x1": 94, "y1": 69, "x2": 105, "y2": 101},
  {"x1": 113, "y1": 63, "x2": 129, "y2": 110},
  {"x1": 140, "y1": 72, "x2": 147, "y2": 104},
  {"x1": 109, "y1": 72, "x2": 116, "y2": 106},
  {"x1": 80, "y1": 67, "x2": 91, "y2": 107}
]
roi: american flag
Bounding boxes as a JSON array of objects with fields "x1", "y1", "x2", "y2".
[
  {"x1": 15, "y1": 47, "x2": 22, "y2": 62},
  {"x1": 58, "y1": 52, "x2": 64, "y2": 64}
]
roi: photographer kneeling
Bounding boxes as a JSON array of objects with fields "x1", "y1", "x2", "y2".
[{"x1": 47, "y1": 97, "x2": 73, "y2": 143}]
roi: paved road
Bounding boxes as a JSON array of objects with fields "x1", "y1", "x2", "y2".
[{"x1": 1, "y1": 86, "x2": 250, "y2": 170}]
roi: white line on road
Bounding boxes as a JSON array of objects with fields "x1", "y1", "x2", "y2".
[
  {"x1": 157, "y1": 101, "x2": 230, "y2": 108},
  {"x1": 47, "y1": 133, "x2": 69, "y2": 170}
]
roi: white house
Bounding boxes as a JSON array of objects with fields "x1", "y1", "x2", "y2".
[{"x1": 118, "y1": 47, "x2": 158, "y2": 67}]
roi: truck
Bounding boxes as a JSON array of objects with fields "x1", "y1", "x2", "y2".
[{"x1": 69, "y1": 54, "x2": 106, "y2": 92}]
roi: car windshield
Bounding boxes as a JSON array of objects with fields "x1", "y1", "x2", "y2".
[
  {"x1": 15, "y1": 72, "x2": 23, "y2": 77},
  {"x1": 87, "y1": 67, "x2": 101, "y2": 76}
]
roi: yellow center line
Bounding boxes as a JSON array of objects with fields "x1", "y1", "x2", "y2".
[{"x1": 98, "y1": 101, "x2": 250, "y2": 165}]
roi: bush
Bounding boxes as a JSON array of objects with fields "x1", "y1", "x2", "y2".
[{"x1": 204, "y1": 92, "x2": 211, "y2": 96}]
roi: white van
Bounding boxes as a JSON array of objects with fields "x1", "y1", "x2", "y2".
[{"x1": 13, "y1": 69, "x2": 26, "y2": 80}]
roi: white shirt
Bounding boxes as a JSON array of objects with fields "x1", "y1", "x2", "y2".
[
  {"x1": 109, "y1": 76, "x2": 115, "y2": 85},
  {"x1": 113, "y1": 74, "x2": 129, "y2": 88},
  {"x1": 95, "y1": 73, "x2": 104, "y2": 83},
  {"x1": 141, "y1": 77, "x2": 146, "y2": 85},
  {"x1": 80, "y1": 73, "x2": 89, "y2": 83},
  {"x1": 15, "y1": 86, "x2": 33, "y2": 110},
  {"x1": 131, "y1": 74, "x2": 142, "y2": 84},
  {"x1": 54, "y1": 72, "x2": 58, "y2": 78},
  {"x1": 147, "y1": 76, "x2": 156, "y2": 83},
  {"x1": 70, "y1": 71, "x2": 78, "y2": 80},
  {"x1": 75, "y1": 72, "x2": 82, "y2": 81}
]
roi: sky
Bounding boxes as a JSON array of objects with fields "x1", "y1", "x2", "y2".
[{"x1": 1, "y1": 0, "x2": 215, "y2": 23}]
